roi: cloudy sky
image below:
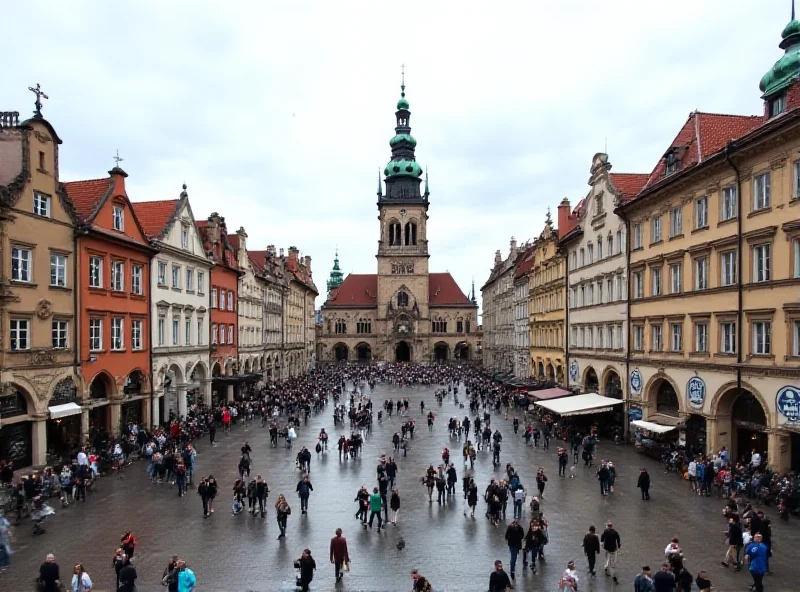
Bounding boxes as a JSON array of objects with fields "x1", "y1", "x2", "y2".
[{"x1": 4, "y1": 1, "x2": 792, "y2": 314}]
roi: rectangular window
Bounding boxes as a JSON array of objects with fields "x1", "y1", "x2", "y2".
[
  {"x1": 228, "y1": 325, "x2": 234, "y2": 344},
  {"x1": 52, "y1": 320, "x2": 68, "y2": 349},
  {"x1": 186, "y1": 268, "x2": 194, "y2": 292},
  {"x1": 571, "y1": 327, "x2": 577, "y2": 347},
  {"x1": 794, "y1": 238, "x2": 800, "y2": 278},
  {"x1": 181, "y1": 227, "x2": 189, "y2": 249},
  {"x1": 112, "y1": 206, "x2": 124, "y2": 231},
  {"x1": 652, "y1": 217, "x2": 662, "y2": 243},
  {"x1": 794, "y1": 160, "x2": 800, "y2": 198},
  {"x1": 633, "y1": 325, "x2": 644, "y2": 351},
  {"x1": 597, "y1": 281, "x2": 603, "y2": 304},
  {"x1": 171, "y1": 265, "x2": 180, "y2": 288},
  {"x1": 721, "y1": 185, "x2": 737, "y2": 221},
  {"x1": 456, "y1": 320, "x2": 464, "y2": 333},
  {"x1": 579, "y1": 249, "x2": 585, "y2": 267},
  {"x1": 158, "y1": 317, "x2": 165, "y2": 346},
  {"x1": 721, "y1": 321, "x2": 737, "y2": 354},
  {"x1": 652, "y1": 267, "x2": 662, "y2": 296},
  {"x1": 211, "y1": 288, "x2": 218, "y2": 308},
  {"x1": 198, "y1": 319, "x2": 204, "y2": 345},
  {"x1": 794, "y1": 319, "x2": 800, "y2": 356},
  {"x1": 753, "y1": 244, "x2": 771, "y2": 283},
  {"x1": 770, "y1": 94, "x2": 786, "y2": 117},
  {"x1": 211, "y1": 323, "x2": 218, "y2": 344},
  {"x1": 670, "y1": 207, "x2": 682, "y2": 237},
  {"x1": 10, "y1": 319, "x2": 30, "y2": 350},
  {"x1": 11, "y1": 247, "x2": 32, "y2": 282},
  {"x1": 670, "y1": 264, "x2": 682, "y2": 294},
  {"x1": 753, "y1": 321, "x2": 771, "y2": 355},
  {"x1": 131, "y1": 264, "x2": 143, "y2": 295},
  {"x1": 597, "y1": 327, "x2": 604, "y2": 349},
  {"x1": 671, "y1": 323, "x2": 682, "y2": 351},
  {"x1": 694, "y1": 257, "x2": 708, "y2": 290},
  {"x1": 131, "y1": 319, "x2": 143, "y2": 351},
  {"x1": 197, "y1": 271, "x2": 205, "y2": 294},
  {"x1": 695, "y1": 322, "x2": 709, "y2": 353},
  {"x1": 172, "y1": 317, "x2": 179, "y2": 346},
  {"x1": 89, "y1": 318, "x2": 103, "y2": 351},
  {"x1": 615, "y1": 275, "x2": 623, "y2": 301},
  {"x1": 50, "y1": 254, "x2": 67, "y2": 287},
  {"x1": 586, "y1": 327, "x2": 593, "y2": 348},
  {"x1": 651, "y1": 324, "x2": 663, "y2": 351},
  {"x1": 111, "y1": 260, "x2": 124, "y2": 292},
  {"x1": 588, "y1": 244, "x2": 594, "y2": 264},
  {"x1": 228, "y1": 291, "x2": 234, "y2": 311},
  {"x1": 111, "y1": 318, "x2": 123, "y2": 350},
  {"x1": 185, "y1": 318, "x2": 192, "y2": 345},
  {"x1": 220, "y1": 290, "x2": 226, "y2": 310},
  {"x1": 721, "y1": 251, "x2": 737, "y2": 286},
  {"x1": 695, "y1": 196, "x2": 708, "y2": 228},
  {"x1": 587, "y1": 285, "x2": 594, "y2": 305},
  {"x1": 753, "y1": 172, "x2": 771, "y2": 210},
  {"x1": 33, "y1": 192, "x2": 50, "y2": 217},
  {"x1": 597, "y1": 239, "x2": 603, "y2": 260},
  {"x1": 606, "y1": 278, "x2": 613, "y2": 302},
  {"x1": 633, "y1": 223, "x2": 643, "y2": 249},
  {"x1": 219, "y1": 324, "x2": 225, "y2": 345},
  {"x1": 633, "y1": 272, "x2": 644, "y2": 299},
  {"x1": 615, "y1": 325, "x2": 622, "y2": 349},
  {"x1": 158, "y1": 262, "x2": 167, "y2": 287},
  {"x1": 89, "y1": 256, "x2": 103, "y2": 288}
]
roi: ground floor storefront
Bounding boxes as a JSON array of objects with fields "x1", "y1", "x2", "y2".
[{"x1": 152, "y1": 354, "x2": 211, "y2": 426}]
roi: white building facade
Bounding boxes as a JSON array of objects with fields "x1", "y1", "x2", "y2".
[
  {"x1": 481, "y1": 239, "x2": 519, "y2": 373},
  {"x1": 513, "y1": 245, "x2": 534, "y2": 378},
  {"x1": 232, "y1": 228, "x2": 265, "y2": 377}
]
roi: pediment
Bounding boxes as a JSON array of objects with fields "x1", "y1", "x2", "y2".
[{"x1": 156, "y1": 300, "x2": 171, "y2": 308}]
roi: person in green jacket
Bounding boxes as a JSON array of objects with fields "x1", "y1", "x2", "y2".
[{"x1": 368, "y1": 487, "x2": 383, "y2": 531}]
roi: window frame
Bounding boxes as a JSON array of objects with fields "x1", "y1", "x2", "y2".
[
  {"x1": 131, "y1": 264, "x2": 143, "y2": 295},
  {"x1": 89, "y1": 318, "x2": 103, "y2": 352},
  {"x1": 171, "y1": 264, "x2": 181, "y2": 289},
  {"x1": 752, "y1": 243, "x2": 771, "y2": 283},
  {"x1": 694, "y1": 322, "x2": 709, "y2": 353},
  {"x1": 670, "y1": 322, "x2": 683, "y2": 352},
  {"x1": 633, "y1": 325, "x2": 644, "y2": 351},
  {"x1": 111, "y1": 260, "x2": 125, "y2": 292},
  {"x1": 753, "y1": 172, "x2": 771, "y2": 211},
  {"x1": 652, "y1": 267, "x2": 662, "y2": 297},
  {"x1": 111, "y1": 317, "x2": 124, "y2": 351},
  {"x1": 131, "y1": 319, "x2": 143, "y2": 351},
  {"x1": 52, "y1": 319, "x2": 68, "y2": 349},
  {"x1": 33, "y1": 192, "x2": 51, "y2": 218},
  {"x1": 197, "y1": 271, "x2": 205, "y2": 295},
  {"x1": 670, "y1": 263, "x2": 682, "y2": 294},
  {"x1": 721, "y1": 185, "x2": 737, "y2": 221},
  {"x1": 694, "y1": 256, "x2": 708, "y2": 291},
  {"x1": 50, "y1": 253, "x2": 67, "y2": 288},
  {"x1": 10, "y1": 318, "x2": 30, "y2": 350},
  {"x1": 11, "y1": 246, "x2": 32, "y2": 283},
  {"x1": 720, "y1": 321, "x2": 737, "y2": 354},
  {"x1": 651, "y1": 323, "x2": 663, "y2": 352},
  {"x1": 158, "y1": 317, "x2": 166, "y2": 346},
  {"x1": 652, "y1": 217, "x2": 662, "y2": 243},
  {"x1": 721, "y1": 250, "x2": 737, "y2": 287},
  {"x1": 112, "y1": 206, "x2": 125, "y2": 231},
  {"x1": 695, "y1": 196, "x2": 708, "y2": 229},
  {"x1": 157, "y1": 261, "x2": 167, "y2": 287},
  {"x1": 185, "y1": 268, "x2": 194, "y2": 292},
  {"x1": 669, "y1": 206, "x2": 682, "y2": 238},
  {"x1": 752, "y1": 320, "x2": 772, "y2": 355},
  {"x1": 172, "y1": 317, "x2": 180, "y2": 346}
]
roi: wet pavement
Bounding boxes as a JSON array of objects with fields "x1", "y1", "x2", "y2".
[{"x1": 2, "y1": 382, "x2": 798, "y2": 592}]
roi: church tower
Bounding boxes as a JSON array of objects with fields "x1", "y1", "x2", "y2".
[
  {"x1": 326, "y1": 248, "x2": 344, "y2": 297},
  {"x1": 376, "y1": 77, "x2": 431, "y2": 362}
]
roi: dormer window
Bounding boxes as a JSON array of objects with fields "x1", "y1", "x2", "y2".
[
  {"x1": 665, "y1": 151, "x2": 679, "y2": 176},
  {"x1": 113, "y1": 206, "x2": 124, "y2": 231},
  {"x1": 769, "y1": 94, "x2": 785, "y2": 118}
]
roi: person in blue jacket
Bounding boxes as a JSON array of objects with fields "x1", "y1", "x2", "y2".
[{"x1": 744, "y1": 532, "x2": 768, "y2": 592}]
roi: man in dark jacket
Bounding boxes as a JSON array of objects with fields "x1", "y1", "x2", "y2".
[
  {"x1": 652, "y1": 563, "x2": 676, "y2": 592},
  {"x1": 38, "y1": 553, "x2": 60, "y2": 592},
  {"x1": 488, "y1": 559, "x2": 512, "y2": 592},
  {"x1": 583, "y1": 525, "x2": 601, "y2": 575},
  {"x1": 637, "y1": 468, "x2": 651, "y2": 500},
  {"x1": 118, "y1": 557, "x2": 137, "y2": 592},
  {"x1": 296, "y1": 475, "x2": 313, "y2": 514},
  {"x1": 598, "y1": 462, "x2": 611, "y2": 496},
  {"x1": 504, "y1": 519, "x2": 525, "y2": 579},
  {"x1": 330, "y1": 528, "x2": 350, "y2": 582},
  {"x1": 723, "y1": 516, "x2": 744, "y2": 568},
  {"x1": 601, "y1": 521, "x2": 621, "y2": 584}
]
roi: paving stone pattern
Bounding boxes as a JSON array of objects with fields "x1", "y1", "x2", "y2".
[{"x1": 1, "y1": 383, "x2": 797, "y2": 591}]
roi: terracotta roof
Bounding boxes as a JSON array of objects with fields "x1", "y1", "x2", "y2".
[
  {"x1": 514, "y1": 245, "x2": 536, "y2": 278},
  {"x1": 609, "y1": 173, "x2": 649, "y2": 203},
  {"x1": 63, "y1": 178, "x2": 112, "y2": 223},
  {"x1": 325, "y1": 272, "x2": 471, "y2": 307},
  {"x1": 641, "y1": 112, "x2": 761, "y2": 192},
  {"x1": 227, "y1": 234, "x2": 240, "y2": 251},
  {"x1": 131, "y1": 199, "x2": 180, "y2": 238}
]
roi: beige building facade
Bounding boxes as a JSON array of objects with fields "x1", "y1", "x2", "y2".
[{"x1": 481, "y1": 240, "x2": 518, "y2": 374}]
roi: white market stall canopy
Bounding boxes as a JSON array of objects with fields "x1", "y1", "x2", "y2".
[
  {"x1": 48, "y1": 402, "x2": 82, "y2": 419},
  {"x1": 630, "y1": 419, "x2": 677, "y2": 434},
  {"x1": 535, "y1": 393, "x2": 623, "y2": 416}
]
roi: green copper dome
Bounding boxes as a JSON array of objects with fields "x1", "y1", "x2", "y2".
[
  {"x1": 761, "y1": 17, "x2": 800, "y2": 97},
  {"x1": 397, "y1": 96, "x2": 409, "y2": 110},
  {"x1": 783, "y1": 18, "x2": 800, "y2": 39},
  {"x1": 389, "y1": 133, "x2": 416, "y2": 147},
  {"x1": 384, "y1": 159, "x2": 423, "y2": 178}
]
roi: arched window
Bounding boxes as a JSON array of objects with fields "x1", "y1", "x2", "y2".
[
  {"x1": 389, "y1": 221, "x2": 402, "y2": 246},
  {"x1": 432, "y1": 317, "x2": 447, "y2": 333},
  {"x1": 397, "y1": 291, "x2": 409, "y2": 307},
  {"x1": 335, "y1": 319, "x2": 347, "y2": 334},
  {"x1": 608, "y1": 234, "x2": 614, "y2": 257},
  {"x1": 404, "y1": 221, "x2": 417, "y2": 245},
  {"x1": 356, "y1": 318, "x2": 372, "y2": 334}
]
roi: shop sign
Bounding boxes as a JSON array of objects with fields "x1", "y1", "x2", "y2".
[
  {"x1": 630, "y1": 368, "x2": 643, "y2": 397},
  {"x1": 687, "y1": 376, "x2": 706, "y2": 410},
  {"x1": 628, "y1": 407, "x2": 643, "y2": 421},
  {"x1": 776, "y1": 385, "x2": 800, "y2": 424},
  {"x1": 569, "y1": 360, "x2": 579, "y2": 383}
]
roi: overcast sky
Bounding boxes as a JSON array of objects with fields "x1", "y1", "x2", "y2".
[{"x1": 4, "y1": 1, "x2": 792, "y2": 314}]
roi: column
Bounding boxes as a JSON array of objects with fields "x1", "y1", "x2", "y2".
[
  {"x1": 178, "y1": 387, "x2": 188, "y2": 418},
  {"x1": 109, "y1": 402, "x2": 121, "y2": 435},
  {"x1": 768, "y1": 431, "x2": 791, "y2": 473},
  {"x1": 226, "y1": 384, "x2": 234, "y2": 403},
  {"x1": 204, "y1": 381, "x2": 212, "y2": 407},
  {"x1": 142, "y1": 396, "x2": 152, "y2": 429},
  {"x1": 152, "y1": 396, "x2": 161, "y2": 428},
  {"x1": 32, "y1": 418, "x2": 47, "y2": 466},
  {"x1": 80, "y1": 408, "x2": 90, "y2": 444}
]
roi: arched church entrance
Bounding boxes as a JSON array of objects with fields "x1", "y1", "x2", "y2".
[
  {"x1": 334, "y1": 343, "x2": 349, "y2": 362},
  {"x1": 395, "y1": 341, "x2": 411, "y2": 362},
  {"x1": 355, "y1": 343, "x2": 372, "y2": 362},
  {"x1": 433, "y1": 342, "x2": 449, "y2": 362}
]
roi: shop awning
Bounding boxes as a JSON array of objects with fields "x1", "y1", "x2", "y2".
[
  {"x1": 49, "y1": 402, "x2": 82, "y2": 419},
  {"x1": 535, "y1": 393, "x2": 623, "y2": 416},
  {"x1": 630, "y1": 419, "x2": 678, "y2": 434},
  {"x1": 528, "y1": 387, "x2": 572, "y2": 400}
]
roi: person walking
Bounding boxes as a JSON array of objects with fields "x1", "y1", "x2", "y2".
[
  {"x1": 583, "y1": 525, "x2": 601, "y2": 576},
  {"x1": 176, "y1": 559, "x2": 196, "y2": 592},
  {"x1": 744, "y1": 532, "x2": 768, "y2": 592},
  {"x1": 368, "y1": 487, "x2": 383, "y2": 531},
  {"x1": 633, "y1": 566, "x2": 654, "y2": 592},
  {"x1": 637, "y1": 468, "x2": 651, "y2": 500},
  {"x1": 117, "y1": 557, "x2": 137, "y2": 592},
  {"x1": 69, "y1": 562, "x2": 92, "y2": 592},
  {"x1": 38, "y1": 553, "x2": 59, "y2": 592},
  {"x1": 513, "y1": 485, "x2": 525, "y2": 519},
  {"x1": 275, "y1": 494, "x2": 291, "y2": 539},
  {"x1": 504, "y1": 519, "x2": 525, "y2": 579},
  {"x1": 722, "y1": 515, "x2": 743, "y2": 569},
  {"x1": 162, "y1": 556, "x2": 179, "y2": 592},
  {"x1": 197, "y1": 478, "x2": 211, "y2": 517},
  {"x1": 329, "y1": 528, "x2": 350, "y2": 582},
  {"x1": 295, "y1": 548, "x2": 316, "y2": 592},
  {"x1": 558, "y1": 447, "x2": 569, "y2": 477},
  {"x1": 466, "y1": 479, "x2": 478, "y2": 518},
  {"x1": 488, "y1": 559, "x2": 512, "y2": 592},
  {"x1": 255, "y1": 475, "x2": 269, "y2": 517},
  {"x1": 601, "y1": 520, "x2": 621, "y2": 584},
  {"x1": 597, "y1": 461, "x2": 610, "y2": 496},
  {"x1": 390, "y1": 489, "x2": 400, "y2": 525},
  {"x1": 536, "y1": 468, "x2": 548, "y2": 499},
  {"x1": 652, "y1": 563, "x2": 675, "y2": 592},
  {"x1": 296, "y1": 475, "x2": 313, "y2": 515}
]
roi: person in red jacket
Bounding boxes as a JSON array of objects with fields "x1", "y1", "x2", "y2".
[
  {"x1": 329, "y1": 528, "x2": 350, "y2": 582},
  {"x1": 121, "y1": 531, "x2": 137, "y2": 558}
]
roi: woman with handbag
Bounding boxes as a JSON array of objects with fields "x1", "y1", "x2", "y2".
[
  {"x1": 275, "y1": 494, "x2": 291, "y2": 539},
  {"x1": 70, "y1": 563, "x2": 92, "y2": 592}
]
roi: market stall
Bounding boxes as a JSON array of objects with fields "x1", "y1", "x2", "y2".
[
  {"x1": 535, "y1": 393, "x2": 624, "y2": 437},
  {"x1": 631, "y1": 418, "x2": 680, "y2": 460}
]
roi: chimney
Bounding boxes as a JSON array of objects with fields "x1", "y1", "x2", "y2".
[
  {"x1": 236, "y1": 226, "x2": 248, "y2": 268},
  {"x1": 557, "y1": 198, "x2": 571, "y2": 237},
  {"x1": 510, "y1": 236, "x2": 517, "y2": 260},
  {"x1": 494, "y1": 249, "x2": 502, "y2": 266},
  {"x1": 304, "y1": 255, "x2": 312, "y2": 275},
  {"x1": 108, "y1": 165, "x2": 129, "y2": 198},
  {"x1": 288, "y1": 246, "x2": 299, "y2": 261},
  {"x1": 280, "y1": 247, "x2": 285, "y2": 259}
]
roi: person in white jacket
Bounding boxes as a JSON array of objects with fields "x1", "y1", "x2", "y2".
[
  {"x1": 559, "y1": 561, "x2": 580, "y2": 591},
  {"x1": 71, "y1": 563, "x2": 92, "y2": 591}
]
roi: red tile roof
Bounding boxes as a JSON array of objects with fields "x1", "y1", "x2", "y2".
[
  {"x1": 609, "y1": 173, "x2": 649, "y2": 203},
  {"x1": 514, "y1": 245, "x2": 536, "y2": 278},
  {"x1": 325, "y1": 272, "x2": 472, "y2": 307},
  {"x1": 641, "y1": 112, "x2": 761, "y2": 192},
  {"x1": 131, "y1": 199, "x2": 180, "y2": 239},
  {"x1": 227, "y1": 234, "x2": 240, "y2": 251},
  {"x1": 63, "y1": 178, "x2": 112, "y2": 223}
]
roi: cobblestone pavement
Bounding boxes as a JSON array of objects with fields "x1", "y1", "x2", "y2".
[{"x1": 1, "y1": 383, "x2": 797, "y2": 591}]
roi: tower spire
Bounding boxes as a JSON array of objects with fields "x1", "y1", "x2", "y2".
[
  {"x1": 793, "y1": 0, "x2": 796, "y2": 21},
  {"x1": 401, "y1": 63, "x2": 406, "y2": 97},
  {"x1": 377, "y1": 168, "x2": 383, "y2": 197}
]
